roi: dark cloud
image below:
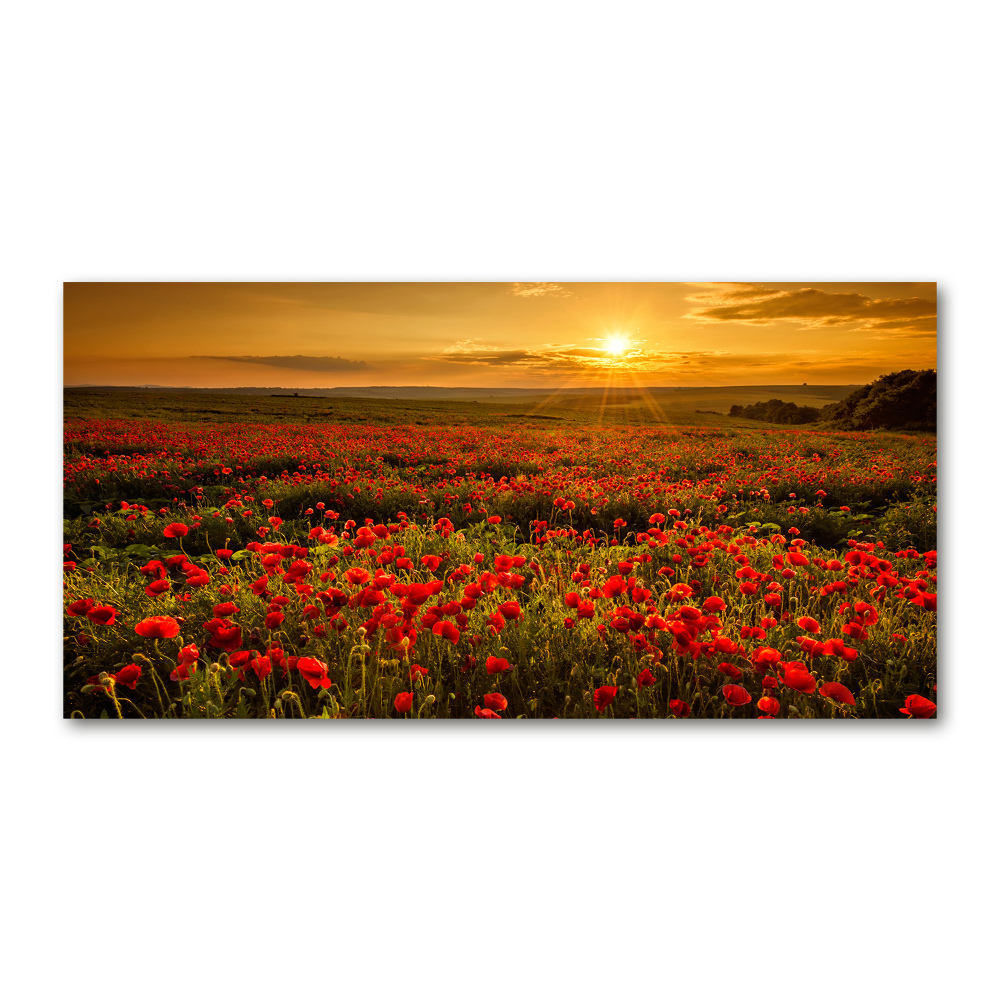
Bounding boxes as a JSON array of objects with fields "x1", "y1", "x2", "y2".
[
  {"x1": 192, "y1": 354, "x2": 373, "y2": 371},
  {"x1": 430, "y1": 343, "x2": 730, "y2": 375},
  {"x1": 684, "y1": 283, "x2": 936, "y2": 334},
  {"x1": 435, "y1": 349, "x2": 538, "y2": 366}
]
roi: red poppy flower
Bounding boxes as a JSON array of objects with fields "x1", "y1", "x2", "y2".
[
  {"x1": 594, "y1": 685, "x2": 618, "y2": 712},
  {"x1": 213, "y1": 602, "x2": 239, "y2": 617},
  {"x1": 293, "y1": 656, "x2": 332, "y2": 689},
  {"x1": 248, "y1": 656, "x2": 272, "y2": 682},
  {"x1": 751, "y1": 646, "x2": 782, "y2": 667},
  {"x1": 178, "y1": 643, "x2": 199, "y2": 666},
  {"x1": 717, "y1": 662, "x2": 742, "y2": 679},
  {"x1": 113, "y1": 664, "x2": 142, "y2": 689},
  {"x1": 86, "y1": 605, "x2": 118, "y2": 626},
  {"x1": 163, "y1": 523, "x2": 189, "y2": 538},
  {"x1": 486, "y1": 656, "x2": 513, "y2": 675},
  {"x1": 498, "y1": 600, "x2": 522, "y2": 621},
  {"x1": 394, "y1": 691, "x2": 414, "y2": 713},
  {"x1": 145, "y1": 579, "x2": 172, "y2": 597},
  {"x1": 264, "y1": 611, "x2": 285, "y2": 630},
  {"x1": 899, "y1": 695, "x2": 936, "y2": 718},
  {"x1": 757, "y1": 695, "x2": 780, "y2": 715},
  {"x1": 475, "y1": 706, "x2": 502, "y2": 718},
  {"x1": 345, "y1": 567, "x2": 371, "y2": 587},
  {"x1": 487, "y1": 515, "x2": 502, "y2": 525},
  {"x1": 66, "y1": 598, "x2": 95, "y2": 617},
  {"x1": 701, "y1": 596, "x2": 726, "y2": 614},
  {"x1": 669, "y1": 699, "x2": 691, "y2": 717},
  {"x1": 823, "y1": 638, "x2": 859, "y2": 662},
  {"x1": 796, "y1": 616, "x2": 821, "y2": 634},
  {"x1": 637, "y1": 668, "x2": 657, "y2": 689},
  {"x1": 432, "y1": 620, "x2": 460, "y2": 644},
  {"x1": 409, "y1": 663, "x2": 429, "y2": 679},
  {"x1": 135, "y1": 616, "x2": 181, "y2": 639},
  {"x1": 484, "y1": 692, "x2": 508, "y2": 711},
  {"x1": 782, "y1": 667, "x2": 817, "y2": 694},
  {"x1": 818, "y1": 682, "x2": 856, "y2": 705},
  {"x1": 722, "y1": 684, "x2": 751, "y2": 707}
]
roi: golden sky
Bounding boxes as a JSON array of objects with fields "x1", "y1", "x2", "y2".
[{"x1": 63, "y1": 281, "x2": 936, "y2": 388}]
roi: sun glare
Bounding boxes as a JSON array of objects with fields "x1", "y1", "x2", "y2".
[{"x1": 605, "y1": 335, "x2": 629, "y2": 356}]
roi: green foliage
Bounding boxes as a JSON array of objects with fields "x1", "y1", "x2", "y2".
[
  {"x1": 729, "y1": 399, "x2": 821, "y2": 424},
  {"x1": 822, "y1": 369, "x2": 936, "y2": 432}
]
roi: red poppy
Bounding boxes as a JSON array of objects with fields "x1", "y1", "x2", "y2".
[
  {"x1": 637, "y1": 668, "x2": 657, "y2": 689},
  {"x1": 722, "y1": 684, "x2": 751, "y2": 707},
  {"x1": 163, "y1": 523, "x2": 189, "y2": 538},
  {"x1": 782, "y1": 667, "x2": 817, "y2": 694},
  {"x1": 702, "y1": 596, "x2": 726, "y2": 614},
  {"x1": 394, "y1": 691, "x2": 414, "y2": 713},
  {"x1": 498, "y1": 600, "x2": 522, "y2": 621},
  {"x1": 484, "y1": 692, "x2": 508, "y2": 711},
  {"x1": 475, "y1": 706, "x2": 502, "y2": 718},
  {"x1": 293, "y1": 656, "x2": 332, "y2": 690},
  {"x1": 204, "y1": 620, "x2": 242, "y2": 651},
  {"x1": 717, "y1": 662, "x2": 742, "y2": 679},
  {"x1": 818, "y1": 682, "x2": 856, "y2": 705},
  {"x1": 213, "y1": 602, "x2": 239, "y2": 617},
  {"x1": 823, "y1": 638, "x2": 859, "y2": 662},
  {"x1": 113, "y1": 664, "x2": 142, "y2": 689},
  {"x1": 86, "y1": 605, "x2": 118, "y2": 626},
  {"x1": 899, "y1": 695, "x2": 936, "y2": 718},
  {"x1": 796, "y1": 616, "x2": 821, "y2": 634},
  {"x1": 669, "y1": 699, "x2": 691, "y2": 717},
  {"x1": 66, "y1": 598, "x2": 95, "y2": 617},
  {"x1": 409, "y1": 663, "x2": 429, "y2": 679},
  {"x1": 135, "y1": 616, "x2": 181, "y2": 639},
  {"x1": 432, "y1": 620, "x2": 460, "y2": 644},
  {"x1": 264, "y1": 611, "x2": 285, "y2": 630},
  {"x1": 487, "y1": 515, "x2": 502, "y2": 525},
  {"x1": 345, "y1": 567, "x2": 371, "y2": 587},
  {"x1": 751, "y1": 646, "x2": 782, "y2": 667},
  {"x1": 757, "y1": 695, "x2": 780, "y2": 715},
  {"x1": 486, "y1": 656, "x2": 513, "y2": 675},
  {"x1": 145, "y1": 579, "x2": 172, "y2": 597},
  {"x1": 594, "y1": 686, "x2": 618, "y2": 712},
  {"x1": 178, "y1": 643, "x2": 199, "y2": 666}
]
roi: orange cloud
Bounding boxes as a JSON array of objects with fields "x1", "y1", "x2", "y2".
[{"x1": 684, "y1": 283, "x2": 936, "y2": 335}]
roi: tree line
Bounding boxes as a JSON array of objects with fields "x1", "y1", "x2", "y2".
[{"x1": 729, "y1": 370, "x2": 936, "y2": 432}]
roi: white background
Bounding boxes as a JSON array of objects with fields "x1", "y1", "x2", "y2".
[{"x1": 3, "y1": 2, "x2": 995, "y2": 997}]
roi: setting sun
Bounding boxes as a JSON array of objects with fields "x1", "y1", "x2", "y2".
[{"x1": 605, "y1": 334, "x2": 629, "y2": 356}]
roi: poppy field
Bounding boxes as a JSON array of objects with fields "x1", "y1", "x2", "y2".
[{"x1": 63, "y1": 392, "x2": 937, "y2": 719}]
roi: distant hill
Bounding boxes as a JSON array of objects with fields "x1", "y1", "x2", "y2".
[{"x1": 63, "y1": 383, "x2": 861, "y2": 402}]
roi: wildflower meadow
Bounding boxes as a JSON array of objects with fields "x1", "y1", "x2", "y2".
[{"x1": 63, "y1": 391, "x2": 937, "y2": 719}]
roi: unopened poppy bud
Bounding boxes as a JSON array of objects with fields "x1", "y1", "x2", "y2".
[
  {"x1": 98, "y1": 672, "x2": 109, "y2": 683},
  {"x1": 423, "y1": 695, "x2": 436, "y2": 706},
  {"x1": 281, "y1": 690, "x2": 296, "y2": 702},
  {"x1": 81, "y1": 684, "x2": 97, "y2": 694},
  {"x1": 273, "y1": 700, "x2": 283, "y2": 711},
  {"x1": 399, "y1": 636, "x2": 410, "y2": 650},
  {"x1": 358, "y1": 627, "x2": 368, "y2": 637}
]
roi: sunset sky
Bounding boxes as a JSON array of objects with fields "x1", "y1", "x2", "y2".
[{"x1": 63, "y1": 282, "x2": 936, "y2": 388}]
